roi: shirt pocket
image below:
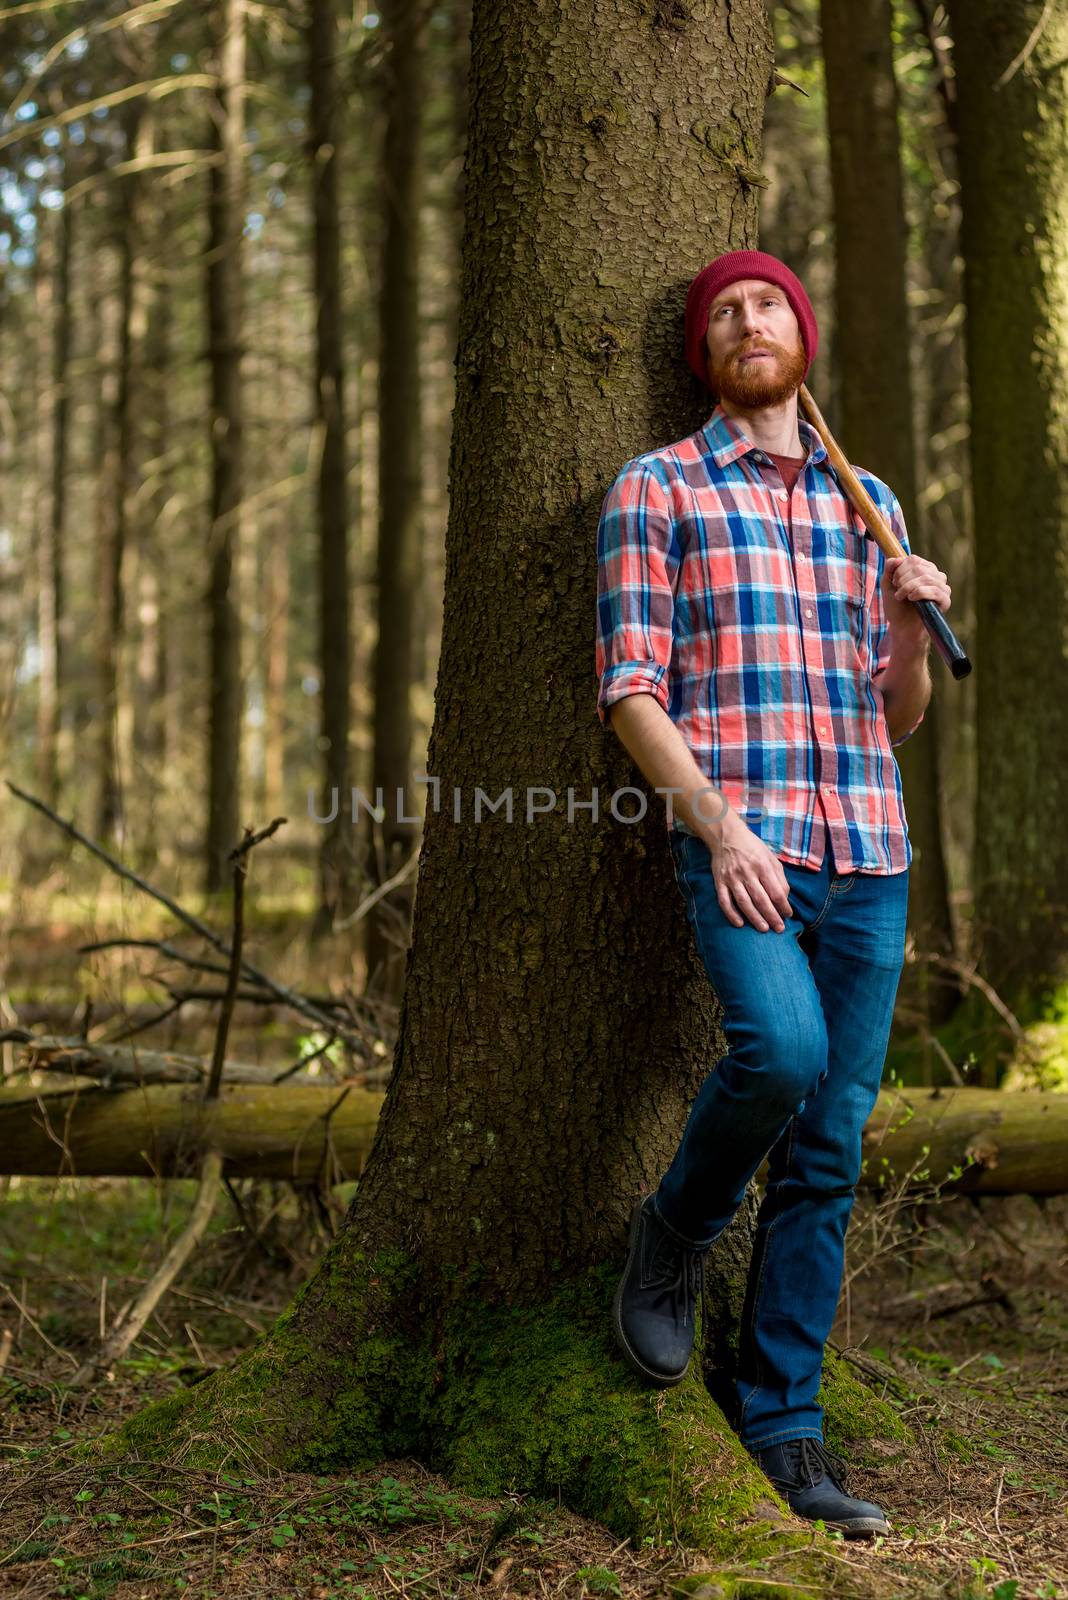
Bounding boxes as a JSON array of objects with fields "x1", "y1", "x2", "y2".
[{"x1": 816, "y1": 524, "x2": 870, "y2": 651}]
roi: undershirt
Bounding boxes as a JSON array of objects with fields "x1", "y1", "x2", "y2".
[{"x1": 760, "y1": 451, "x2": 807, "y2": 524}]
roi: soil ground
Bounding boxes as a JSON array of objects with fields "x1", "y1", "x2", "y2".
[
  {"x1": 0, "y1": 873, "x2": 1065, "y2": 1600},
  {"x1": 0, "y1": 1178, "x2": 1064, "y2": 1600}
]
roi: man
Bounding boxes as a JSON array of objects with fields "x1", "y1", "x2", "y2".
[{"x1": 595, "y1": 249, "x2": 951, "y2": 1537}]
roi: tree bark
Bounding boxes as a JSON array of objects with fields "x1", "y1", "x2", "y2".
[
  {"x1": 205, "y1": 0, "x2": 247, "y2": 892},
  {"x1": 112, "y1": 4, "x2": 906, "y2": 1577},
  {"x1": 363, "y1": 0, "x2": 427, "y2": 998},
  {"x1": 309, "y1": 0, "x2": 358, "y2": 935},
  {"x1": 908, "y1": 7, "x2": 974, "y2": 1028},
  {"x1": 819, "y1": 0, "x2": 957, "y2": 1032},
  {"x1": 947, "y1": 0, "x2": 1068, "y2": 1013}
]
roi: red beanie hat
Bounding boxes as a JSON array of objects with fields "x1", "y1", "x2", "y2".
[{"x1": 685, "y1": 249, "x2": 818, "y2": 390}]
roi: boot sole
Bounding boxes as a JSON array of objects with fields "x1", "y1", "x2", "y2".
[
  {"x1": 612, "y1": 1197, "x2": 691, "y2": 1388},
  {"x1": 825, "y1": 1516, "x2": 891, "y2": 1538}
]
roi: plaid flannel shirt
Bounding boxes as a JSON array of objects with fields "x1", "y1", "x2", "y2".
[{"x1": 595, "y1": 406, "x2": 923, "y2": 874}]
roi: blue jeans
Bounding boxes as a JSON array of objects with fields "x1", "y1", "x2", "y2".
[{"x1": 655, "y1": 830, "x2": 908, "y2": 1449}]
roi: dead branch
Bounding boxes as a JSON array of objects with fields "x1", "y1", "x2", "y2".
[
  {"x1": 0, "y1": 1031, "x2": 348, "y2": 1088},
  {"x1": 67, "y1": 821, "x2": 281, "y2": 1386},
  {"x1": 5, "y1": 782, "x2": 366, "y2": 1055}
]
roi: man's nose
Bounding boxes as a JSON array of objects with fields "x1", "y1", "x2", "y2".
[{"x1": 737, "y1": 299, "x2": 767, "y2": 337}]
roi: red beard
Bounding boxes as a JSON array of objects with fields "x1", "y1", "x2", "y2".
[{"x1": 709, "y1": 336, "x2": 807, "y2": 408}]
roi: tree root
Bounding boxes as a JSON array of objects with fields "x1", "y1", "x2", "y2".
[{"x1": 92, "y1": 1254, "x2": 910, "y2": 1593}]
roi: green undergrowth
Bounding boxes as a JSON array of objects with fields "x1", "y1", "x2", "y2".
[
  {"x1": 887, "y1": 979, "x2": 1068, "y2": 1089},
  {"x1": 1, "y1": 1459, "x2": 634, "y2": 1600}
]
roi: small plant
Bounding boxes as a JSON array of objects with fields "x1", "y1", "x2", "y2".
[
  {"x1": 575, "y1": 1566, "x2": 622, "y2": 1596},
  {"x1": 295, "y1": 1029, "x2": 346, "y2": 1071}
]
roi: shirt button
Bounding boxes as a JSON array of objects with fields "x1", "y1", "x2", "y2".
[
  {"x1": 798, "y1": 552, "x2": 807, "y2": 562},
  {"x1": 805, "y1": 608, "x2": 814, "y2": 619},
  {"x1": 778, "y1": 491, "x2": 789, "y2": 502}
]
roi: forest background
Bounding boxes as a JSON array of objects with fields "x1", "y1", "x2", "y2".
[{"x1": 0, "y1": 2, "x2": 1067, "y2": 1599}]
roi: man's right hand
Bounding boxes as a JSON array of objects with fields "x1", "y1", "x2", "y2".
[{"x1": 702, "y1": 813, "x2": 793, "y2": 933}]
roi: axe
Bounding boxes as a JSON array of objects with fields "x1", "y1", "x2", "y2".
[{"x1": 799, "y1": 383, "x2": 971, "y2": 680}]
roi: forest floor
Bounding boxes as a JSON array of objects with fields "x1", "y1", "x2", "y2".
[
  {"x1": 0, "y1": 872, "x2": 1066, "y2": 1600},
  {"x1": 0, "y1": 1178, "x2": 1064, "y2": 1600}
]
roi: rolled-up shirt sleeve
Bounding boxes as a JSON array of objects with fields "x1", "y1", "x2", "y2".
[
  {"x1": 871, "y1": 489, "x2": 926, "y2": 749},
  {"x1": 595, "y1": 459, "x2": 680, "y2": 726}
]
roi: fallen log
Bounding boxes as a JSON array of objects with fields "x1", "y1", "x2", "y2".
[
  {"x1": 0, "y1": 1032, "x2": 391, "y2": 1089},
  {"x1": 0, "y1": 1032, "x2": 345, "y2": 1088},
  {"x1": 0, "y1": 1081, "x2": 383, "y2": 1181},
  {"x1": 0, "y1": 1083, "x2": 1064, "y2": 1191},
  {"x1": 860, "y1": 1085, "x2": 1068, "y2": 1194}
]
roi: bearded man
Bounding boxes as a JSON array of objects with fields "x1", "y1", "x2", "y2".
[{"x1": 594, "y1": 249, "x2": 952, "y2": 1537}]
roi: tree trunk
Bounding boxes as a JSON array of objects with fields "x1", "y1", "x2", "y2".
[
  {"x1": 909, "y1": 10, "x2": 974, "y2": 1023},
  {"x1": 37, "y1": 199, "x2": 73, "y2": 810},
  {"x1": 137, "y1": 196, "x2": 172, "y2": 859},
  {"x1": 92, "y1": 215, "x2": 123, "y2": 845},
  {"x1": 113, "y1": 4, "x2": 903, "y2": 1578},
  {"x1": 262, "y1": 516, "x2": 290, "y2": 821},
  {"x1": 309, "y1": 0, "x2": 358, "y2": 935},
  {"x1": 363, "y1": 0, "x2": 427, "y2": 998},
  {"x1": 819, "y1": 0, "x2": 957, "y2": 1036},
  {"x1": 947, "y1": 0, "x2": 1068, "y2": 1014},
  {"x1": 205, "y1": 0, "x2": 247, "y2": 891}
]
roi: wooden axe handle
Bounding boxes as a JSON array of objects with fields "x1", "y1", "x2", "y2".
[{"x1": 798, "y1": 383, "x2": 971, "y2": 680}]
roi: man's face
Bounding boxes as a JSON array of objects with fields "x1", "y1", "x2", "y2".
[{"x1": 705, "y1": 278, "x2": 807, "y2": 407}]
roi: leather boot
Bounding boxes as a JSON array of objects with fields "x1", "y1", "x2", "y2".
[
  {"x1": 751, "y1": 1437, "x2": 890, "y2": 1536},
  {"x1": 612, "y1": 1194, "x2": 705, "y2": 1386}
]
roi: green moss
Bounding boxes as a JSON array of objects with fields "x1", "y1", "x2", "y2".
[
  {"x1": 420, "y1": 1268, "x2": 846, "y2": 1588},
  {"x1": 820, "y1": 1351, "x2": 911, "y2": 1456},
  {"x1": 935, "y1": 1428, "x2": 976, "y2": 1463},
  {"x1": 672, "y1": 1579, "x2": 820, "y2": 1600},
  {"x1": 93, "y1": 1244, "x2": 424, "y2": 1473},
  {"x1": 87, "y1": 1256, "x2": 902, "y2": 1590}
]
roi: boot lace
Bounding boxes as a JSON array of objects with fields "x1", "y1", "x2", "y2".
[
  {"x1": 642, "y1": 1229, "x2": 705, "y2": 1327},
  {"x1": 781, "y1": 1438, "x2": 852, "y2": 1494}
]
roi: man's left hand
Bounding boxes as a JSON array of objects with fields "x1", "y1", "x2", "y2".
[{"x1": 882, "y1": 555, "x2": 952, "y2": 645}]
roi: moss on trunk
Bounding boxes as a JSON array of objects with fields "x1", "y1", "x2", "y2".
[{"x1": 103, "y1": 1252, "x2": 908, "y2": 1591}]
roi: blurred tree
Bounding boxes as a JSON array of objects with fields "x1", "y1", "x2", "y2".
[
  {"x1": 363, "y1": 0, "x2": 428, "y2": 998},
  {"x1": 308, "y1": 0, "x2": 358, "y2": 934},
  {"x1": 36, "y1": 196, "x2": 73, "y2": 809},
  {"x1": 92, "y1": 188, "x2": 123, "y2": 844},
  {"x1": 947, "y1": 0, "x2": 1068, "y2": 1017},
  {"x1": 205, "y1": 0, "x2": 248, "y2": 890}
]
